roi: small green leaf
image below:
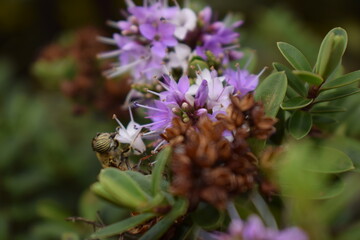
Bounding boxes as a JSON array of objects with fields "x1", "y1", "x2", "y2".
[
  {"x1": 286, "y1": 86, "x2": 300, "y2": 98},
  {"x1": 125, "y1": 171, "x2": 152, "y2": 196},
  {"x1": 314, "y1": 88, "x2": 360, "y2": 103},
  {"x1": 321, "y1": 70, "x2": 360, "y2": 90},
  {"x1": 90, "y1": 183, "x2": 119, "y2": 206},
  {"x1": 99, "y1": 168, "x2": 150, "y2": 209},
  {"x1": 273, "y1": 62, "x2": 307, "y2": 97},
  {"x1": 255, "y1": 72, "x2": 287, "y2": 117},
  {"x1": 309, "y1": 105, "x2": 346, "y2": 114},
  {"x1": 152, "y1": 147, "x2": 172, "y2": 195},
  {"x1": 192, "y1": 203, "x2": 224, "y2": 230},
  {"x1": 288, "y1": 110, "x2": 312, "y2": 139},
  {"x1": 139, "y1": 198, "x2": 188, "y2": 240},
  {"x1": 293, "y1": 70, "x2": 324, "y2": 86},
  {"x1": 277, "y1": 42, "x2": 312, "y2": 71},
  {"x1": 91, "y1": 213, "x2": 155, "y2": 239},
  {"x1": 303, "y1": 147, "x2": 354, "y2": 173},
  {"x1": 327, "y1": 137, "x2": 360, "y2": 172},
  {"x1": 280, "y1": 97, "x2": 313, "y2": 110},
  {"x1": 315, "y1": 27, "x2": 348, "y2": 79}
]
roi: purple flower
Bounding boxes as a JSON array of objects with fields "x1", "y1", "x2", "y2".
[
  {"x1": 189, "y1": 68, "x2": 233, "y2": 112},
  {"x1": 128, "y1": 2, "x2": 178, "y2": 24},
  {"x1": 138, "y1": 100, "x2": 173, "y2": 132},
  {"x1": 98, "y1": 0, "x2": 183, "y2": 81},
  {"x1": 194, "y1": 80, "x2": 209, "y2": 109},
  {"x1": 213, "y1": 215, "x2": 308, "y2": 240},
  {"x1": 160, "y1": 75, "x2": 190, "y2": 105},
  {"x1": 195, "y1": 7, "x2": 243, "y2": 64},
  {"x1": 140, "y1": 21, "x2": 177, "y2": 58},
  {"x1": 225, "y1": 68, "x2": 260, "y2": 96}
]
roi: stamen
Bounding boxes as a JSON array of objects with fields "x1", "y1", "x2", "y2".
[
  {"x1": 147, "y1": 89, "x2": 162, "y2": 97},
  {"x1": 141, "y1": 119, "x2": 167, "y2": 128},
  {"x1": 106, "y1": 20, "x2": 119, "y2": 29},
  {"x1": 152, "y1": 139, "x2": 166, "y2": 153},
  {"x1": 158, "y1": 79, "x2": 170, "y2": 91},
  {"x1": 128, "y1": 106, "x2": 134, "y2": 122},
  {"x1": 134, "y1": 103, "x2": 169, "y2": 113},
  {"x1": 172, "y1": 0, "x2": 180, "y2": 8},
  {"x1": 244, "y1": 53, "x2": 254, "y2": 70},
  {"x1": 112, "y1": 114, "x2": 126, "y2": 129},
  {"x1": 96, "y1": 36, "x2": 117, "y2": 45},
  {"x1": 97, "y1": 49, "x2": 123, "y2": 59},
  {"x1": 125, "y1": 0, "x2": 135, "y2": 7},
  {"x1": 257, "y1": 66, "x2": 268, "y2": 78},
  {"x1": 223, "y1": 44, "x2": 240, "y2": 50},
  {"x1": 104, "y1": 58, "x2": 145, "y2": 78},
  {"x1": 142, "y1": 130, "x2": 158, "y2": 136}
]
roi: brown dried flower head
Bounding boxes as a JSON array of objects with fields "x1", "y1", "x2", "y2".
[
  {"x1": 166, "y1": 116, "x2": 257, "y2": 209},
  {"x1": 216, "y1": 93, "x2": 277, "y2": 140},
  {"x1": 163, "y1": 93, "x2": 277, "y2": 209}
]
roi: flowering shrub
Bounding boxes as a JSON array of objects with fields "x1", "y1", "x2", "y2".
[{"x1": 66, "y1": 1, "x2": 360, "y2": 239}]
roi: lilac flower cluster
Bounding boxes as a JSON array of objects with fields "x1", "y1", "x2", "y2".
[
  {"x1": 195, "y1": 7, "x2": 243, "y2": 64},
  {"x1": 136, "y1": 67, "x2": 261, "y2": 139},
  {"x1": 99, "y1": 0, "x2": 243, "y2": 83},
  {"x1": 213, "y1": 215, "x2": 308, "y2": 240}
]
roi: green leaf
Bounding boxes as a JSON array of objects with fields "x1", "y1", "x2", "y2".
[
  {"x1": 280, "y1": 97, "x2": 313, "y2": 110},
  {"x1": 315, "y1": 27, "x2": 348, "y2": 79},
  {"x1": 280, "y1": 174, "x2": 344, "y2": 199},
  {"x1": 288, "y1": 110, "x2": 312, "y2": 139},
  {"x1": 314, "y1": 88, "x2": 360, "y2": 103},
  {"x1": 152, "y1": 147, "x2": 172, "y2": 196},
  {"x1": 321, "y1": 70, "x2": 360, "y2": 90},
  {"x1": 302, "y1": 147, "x2": 354, "y2": 173},
  {"x1": 286, "y1": 86, "x2": 300, "y2": 98},
  {"x1": 91, "y1": 213, "x2": 155, "y2": 239},
  {"x1": 255, "y1": 72, "x2": 287, "y2": 117},
  {"x1": 273, "y1": 62, "x2": 307, "y2": 97},
  {"x1": 327, "y1": 137, "x2": 360, "y2": 172},
  {"x1": 125, "y1": 171, "x2": 152, "y2": 196},
  {"x1": 90, "y1": 183, "x2": 120, "y2": 206},
  {"x1": 309, "y1": 105, "x2": 346, "y2": 114},
  {"x1": 277, "y1": 42, "x2": 312, "y2": 71},
  {"x1": 277, "y1": 142, "x2": 345, "y2": 199},
  {"x1": 99, "y1": 168, "x2": 150, "y2": 209},
  {"x1": 139, "y1": 198, "x2": 188, "y2": 240},
  {"x1": 192, "y1": 203, "x2": 224, "y2": 230},
  {"x1": 293, "y1": 70, "x2": 324, "y2": 86}
]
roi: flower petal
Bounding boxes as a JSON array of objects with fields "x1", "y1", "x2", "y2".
[{"x1": 139, "y1": 23, "x2": 156, "y2": 40}]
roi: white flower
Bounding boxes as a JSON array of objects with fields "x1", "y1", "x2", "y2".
[
  {"x1": 167, "y1": 44, "x2": 191, "y2": 72},
  {"x1": 188, "y1": 68, "x2": 233, "y2": 112},
  {"x1": 172, "y1": 8, "x2": 197, "y2": 40},
  {"x1": 113, "y1": 112, "x2": 146, "y2": 155}
]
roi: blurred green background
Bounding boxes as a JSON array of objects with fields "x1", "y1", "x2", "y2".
[{"x1": 1, "y1": 0, "x2": 360, "y2": 239}]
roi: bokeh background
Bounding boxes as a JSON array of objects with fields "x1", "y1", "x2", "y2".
[{"x1": 1, "y1": 0, "x2": 360, "y2": 239}]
